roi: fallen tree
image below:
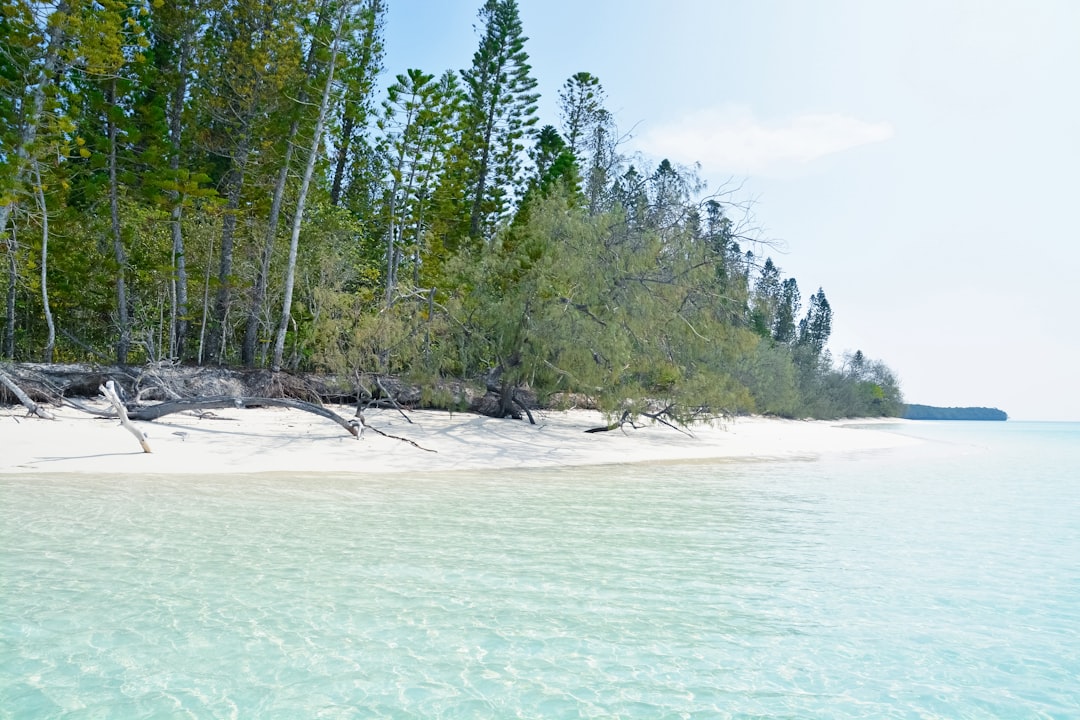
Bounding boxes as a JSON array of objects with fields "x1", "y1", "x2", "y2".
[
  {"x1": 1, "y1": 364, "x2": 458, "y2": 455},
  {"x1": 126, "y1": 396, "x2": 361, "y2": 438},
  {"x1": 100, "y1": 380, "x2": 151, "y2": 452},
  {"x1": 0, "y1": 362, "x2": 536, "y2": 421},
  {"x1": 0, "y1": 366, "x2": 56, "y2": 420}
]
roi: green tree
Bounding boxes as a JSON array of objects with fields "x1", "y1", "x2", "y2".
[
  {"x1": 557, "y1": 71, "x2": 603, "y2": 157},
  {"x1": 271, "y1": 0, "x2": 353, "y2": 371},
  {"x1": 62, "y1": 0, "x2": 157, "y2": 363},
  {"x1": 648, "y1": 158, "x2": 697, "y2": 229},
  {"x1": 749, "y1": 257, "x2": 780, "y2": 339},
  {"x1": 194, "y1": 0, "x2": 305, "y2": 363},
  {"x1": 241, "y1": 0, "x2": 381, "y2": 366},
  {"x1": 459, "y1": 0, "x2": 539, "y2": 244},
  {"x1": 773, "y1": 276, "x2": 800, "y2": 344},
  {"x1": 557, "y1": 72, "x2": 619, "y2": 216},
  {"x1": 378, "y1": 67, "x2": 441, "y2": 304},
  {"x1": 0, "y1": 0, "x2": 70, "y2": 240},
  {"x1": 403, "y1": 70, "x2": 463, "y2": 289},
  {"x1": 518, "y1": 124, "x2": 579, "y2": 212},
  {"x1": 797, "y1": 287, "x2": 833, "y2": 357},
  {"x1": 701, "y1": 199, "x2": 748, "y2": 324},
  {"x1": 144, "y1": 0, "x2": 208, "y2": 360},
  {"x1": 328, "y1": 0, "x2": 385, "y2": 207}
]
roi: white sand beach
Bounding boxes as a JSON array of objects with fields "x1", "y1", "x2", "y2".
[{"x1": 0, "y1": 402, "x2": 920, "y2": 475}]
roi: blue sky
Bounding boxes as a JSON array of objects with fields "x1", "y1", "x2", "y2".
[{"x1": 382, "y1": 0, "x2": 1080, "y2": 420}]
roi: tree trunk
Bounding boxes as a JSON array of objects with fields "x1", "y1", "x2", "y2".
[
  {"x1": 0, "y1": 368, "x2": 56, "y2": 420},
  {"x1": 330, "y1": 112, "x2": 355, "y2": 207},
  {"x1": 4, "y1": 223, "x2": 16, "y2": 360},
  {"x1": 468, "y1": 139, "x2": 492, "y2": 241},
  {"x1": 329, "y1": 0, "x2": 383, "y2": 207},
  {"x1": 108, "y1": 79, "x2": 130, "y2": 364},
  {"x1": 206, "y1": 134, "x2": 250, "y2": 365},
  {"x1": 243, "y1": 1, "x2": 336, "y2": 366},
  {"x1": 31, "y1": 163, "x2": 55, "y2": 362},
  {"x1": 271, "y1": 4, "x2": 348, "y2": 371},
  {"x1": 100, "y1": 380, "x2": 152, "y2": 453},
  {"x1": 243, "y1": 122, "x2": 296, "y2": 366},
  {"x1": 197, "y1": 233, "x2": 214, "y2": 365},
  {"x1": 168, "y1": 36, "x2": 192, "y2": 361},
  {"x1": 0, "y1": 3, "x2": 67, "y2": 241},
  {"x1": 127, "y1": 395, "x2": 359, "y2": 438},
  {"x1": 384, "y1": 115, "x2": 421, "y2": 306}
]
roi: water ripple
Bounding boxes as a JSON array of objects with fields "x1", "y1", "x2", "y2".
[{"x1": 2, "y1": 424, "x2": 1079, "y2": 718}]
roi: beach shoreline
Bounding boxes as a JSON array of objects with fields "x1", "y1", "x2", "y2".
[{"x1": 0, "y1": 403, "x2": 920, "y2": 476}]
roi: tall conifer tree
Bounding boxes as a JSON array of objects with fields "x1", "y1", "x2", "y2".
[
  {"x1": 798, "y1": 287, "x2": 833, "y2": 357},
  {"x1": 557, "y1": 71, "x2": 603, "y2": 158},
  {"x1": 459, "y1": 0, "x2": 538, "y2": 245},
  {"x1": 329, "y1": 0, "x2": 385, "y2": 207}
]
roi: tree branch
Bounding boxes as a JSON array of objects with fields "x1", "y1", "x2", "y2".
[
  {"x1": 354, "y1": 411, "x2": 436, "y2": 452},
  {"x1": 0, "y1": 367, "x2": 55, "y2": 420},
  {"x1": 100, "y1": 380, "x2": 151, "y2": 452},
  {"x1": 127, "y1": 396, "x2": 360, "y2": 438}
]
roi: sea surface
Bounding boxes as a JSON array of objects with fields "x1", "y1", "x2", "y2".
[{"x1": 2, "y1": 421, "x2": 1078, "y2": 719}]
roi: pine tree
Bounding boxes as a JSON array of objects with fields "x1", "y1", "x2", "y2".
[
  {"x1": 527, "y1": 125, "x2": 576, "y2": 191},
  {"x1": 0, "y1": 1, "x2": 69, "y2": 242},
  {"x1": 378, "y1": 67, "x2": 443, "y2": 303},
  {"x1": 404, "y1": 69, "x2": 465, "y2": 288},
  {"x1": 271, "y1": 0, "x2": 353, "y2": 371},
  {"x1": 459, "y1": 0, "x2": 539, "y2": 245},
  {"x1": 557, "y1": 72, "x2": 604, "y2": 157},
  {"x1": 329, "y1": 0, "x2": 385, "y2": 207},
  {"x1": 242, "y1": 0, "x2": 336, "y2": 366},
  {"x1": 144, "y1": 0, "x2": 206, "y2": 360},
  {"x1": 557, "y1": 72, "x2": 618, "y2": 216},
  {"x1": 798, "y1": 287, "x2": 833, "y2": 357},
  {"x1": 65, "y1": 0, "x2": 155, "y2": 363},
  {"x1": 773, "y1": 277, "x2": 801, "y2": 344}
]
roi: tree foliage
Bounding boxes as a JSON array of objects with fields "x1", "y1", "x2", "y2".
[{"x1": 0, "y1": 0, "x2": 903, "y2": 419}]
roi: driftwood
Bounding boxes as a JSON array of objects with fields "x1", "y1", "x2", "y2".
[
  {"x1": 642, "y1": 404, "x2": 695, "y2": 437},
  {"x1": 0, "y1": 363, "x2": 534, "y2": 420},
  {"x1": 373, "y1": 375, "x2": 413, "y2": 424},
  {"x1": 100, "y1": 380, "x2": 151, "y2": 452},
  {"x1": 585, "y1": 405, "x2": 712, "y2": 436},
  {"x1": 126, "y1": 396, "x2": 361, "y2": 438},
  {"x1": 354, "y1": 411, "x2": 436, "y2": 452},
  {"x1": 61, "y1": 397, "x2": 117, "y2": 417},
  {"x1": 0, "y1": 367, "x2": 56, "y2": 420},
  {"x1": 585, "y1": 410, "x2": 636, "y2": 434}
]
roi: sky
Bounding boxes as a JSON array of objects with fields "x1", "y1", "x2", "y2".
[{"x1": 381, "y1": 0, "x2": 1080, "y2": 421}]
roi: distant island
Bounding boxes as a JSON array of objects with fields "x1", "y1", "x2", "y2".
[{"x1": 903, "y1": 405, "x2": 1008, "y2": 421}]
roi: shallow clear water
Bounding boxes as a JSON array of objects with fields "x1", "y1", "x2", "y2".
[{"x1": 2, "y1": 422, "x2": 1078, "y2": 718}]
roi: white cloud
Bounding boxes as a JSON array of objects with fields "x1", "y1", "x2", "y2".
[{"x1": 633, "y1": 107, "x2": 894, "y2": 177}]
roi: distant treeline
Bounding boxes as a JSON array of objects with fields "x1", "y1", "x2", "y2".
[{"x1": 903, "y1": 405, "x2": 1008, "y2": 421}]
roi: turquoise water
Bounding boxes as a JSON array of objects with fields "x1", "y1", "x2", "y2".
[{"x1": 2, "y1": 422, "x2": 1078, "y2": 718}]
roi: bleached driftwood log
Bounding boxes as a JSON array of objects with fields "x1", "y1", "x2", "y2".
[
  {"x1": 126, "y1": 396, "x2": 361, "y2": 438},
  {"x1": 0, "y1": 367, "x2": 56, "y2": 420},
  {"x1": 100, "y1": 380, "x2": 152, "y2": 453}
]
